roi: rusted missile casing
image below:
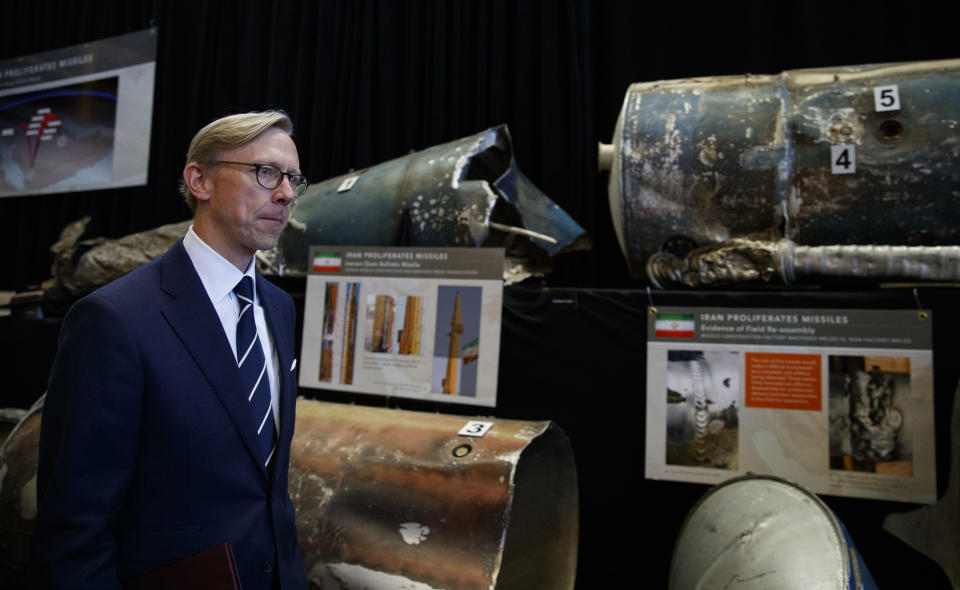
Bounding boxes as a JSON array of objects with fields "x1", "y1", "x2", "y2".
[
  {"x1": 603, "y1": 58, "x2": 960, "y2": 280},
  {"x1": 646, "y1": 238, "x2": 960, "y2": 288},
  {"x1": 291, "y1": 400, "x2": 579, "y2": 590},
  {"x1": 273, "y1": 125, "x2": 589, "y2": 282},
  {"x1": 0, "y1": 399, "x2": 579, "y2": 590},
  {"x1": 0, "y1": 402, "x2": 41, "y2": 589}
]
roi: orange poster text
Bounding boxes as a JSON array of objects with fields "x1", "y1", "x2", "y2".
[{"x1": 745, "y1": 352, "x2": 821, "y2": 411}]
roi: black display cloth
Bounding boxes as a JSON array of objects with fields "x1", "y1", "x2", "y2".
[
  {"x1": 493, "y1": 286, "x2": 956, "y2": 589},
  {"x1": 4, "y1": 284, "x2": 955, "y2": 588}
]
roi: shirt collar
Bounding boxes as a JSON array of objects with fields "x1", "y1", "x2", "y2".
[{"x1": 183, "y1": 225, "x2": 257, "y2": 305}]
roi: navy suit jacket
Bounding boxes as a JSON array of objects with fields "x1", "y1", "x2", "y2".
[{"x1": 31, "y1": 240, "x2": 306, "y2": 590}]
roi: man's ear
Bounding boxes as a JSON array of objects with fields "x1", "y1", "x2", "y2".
[{"x1": 183, "y1": 162, "x2": 212, "y2": 203}]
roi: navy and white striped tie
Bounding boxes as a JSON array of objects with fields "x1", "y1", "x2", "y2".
[{"x1": 233, "y1": 276, "x2": 277, "y2": 469}]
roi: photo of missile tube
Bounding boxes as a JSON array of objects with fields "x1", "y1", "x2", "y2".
[
  {"x1": 665, "y1": 350, "x2": 740, "y2": 470},
  {"x1": 431, "y1": 285, "x2": 482, "y2": 398}
]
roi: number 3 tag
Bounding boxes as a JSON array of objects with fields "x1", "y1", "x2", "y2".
[
  {"x1": 458, "y1": 421, "x2": 494, "y2": 437},
  {"x1": 831, "y1": 144, "x2": 856, "y2": 175}
]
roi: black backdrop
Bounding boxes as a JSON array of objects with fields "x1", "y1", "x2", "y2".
[
  {"x1": 2, "y1": 1, "x2": 958, "y2": 588},
  {"x1": 2, "y1": 0, "x2": 957, "y2": 292}
]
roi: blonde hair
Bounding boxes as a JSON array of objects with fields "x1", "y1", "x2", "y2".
[{"x1": 180, "y1": 110, "x2": 294, "y2": 212}]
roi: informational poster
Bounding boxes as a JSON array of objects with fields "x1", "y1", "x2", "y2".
[
  {"x1": 646, "y1": 307, "x2": 936, "y2": 504},
  {"x1": 0, "y1": 28, "x2": 156, "y2": 197},
  {"x1": 300, "y1": 246, "x2": 503, "y2": 407}
]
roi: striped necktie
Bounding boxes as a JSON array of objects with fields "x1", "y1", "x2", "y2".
[{"x1": 233, "y1": 276, "x2": 277, "y2": 470}]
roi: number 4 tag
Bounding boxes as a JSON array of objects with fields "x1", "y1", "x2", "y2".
[{"x1": 831, "y1": 144, "x2": 856, "y2": 175}]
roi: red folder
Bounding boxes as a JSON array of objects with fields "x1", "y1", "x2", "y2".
[{"x1": 126, "y1": 542, "x2": 242, "y2": 590}]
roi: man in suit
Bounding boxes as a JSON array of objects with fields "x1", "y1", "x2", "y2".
[{"x1": 31, "y1": 111, "x2": 309, "y2": 590}]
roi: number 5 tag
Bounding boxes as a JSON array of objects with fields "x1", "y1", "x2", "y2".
[{"x1": 874, "y1": 85, "x2": 900, "y2": 112}]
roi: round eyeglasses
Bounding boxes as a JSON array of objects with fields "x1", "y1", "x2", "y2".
[{"x1": 216, "y1": 161, "x2": 309, "y2": 197}]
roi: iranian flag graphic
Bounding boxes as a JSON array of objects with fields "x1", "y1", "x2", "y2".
[
  {"x1": 655, "y1": 313, "x2": 695, "y2": 338},
  {"x1": 462, "y1": 338, "x2": 479, "y2": 365},
  {"x1": 312, "y1": 252, "x2": 342, "y2": 272}
]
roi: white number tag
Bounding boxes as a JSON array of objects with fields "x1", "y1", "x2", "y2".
[
  {"x1": 458, "y1": 421, "x2": 494, "y2": 437},
  {"x1": 831, "y1": 144, "x2": 856, "y2": 174},
  {"x1": 337, "y1": 175, "x2": 359, "y2": 192},
  {"x1": 873, "y1": 85, "x2": 900, "y2": 112}
]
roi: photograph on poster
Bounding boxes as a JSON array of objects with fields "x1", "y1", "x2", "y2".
[
  {"x1": 364, "y1": 294, "x2": 424, "y2": 356},
  {"x1": 340, "y1": 282, "x2": 360, "y2": 385},
  {"x1": 431, "y1": 285, "x2": 482, "y2": 398},
  {"x1": 828, "y1": 355, "x2": 912, "y2": 476},
  {"x1": 0, "y1": 76, "x2": 117, "y2": 193},
  {"x1": 318, "y1": 282, "x2": 338, "y2": 382},
  {"x1": 665, "y1": 350, "x2": 740, "y2": 470}
]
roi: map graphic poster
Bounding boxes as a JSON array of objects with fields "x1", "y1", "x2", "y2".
[{"x1": 0, "y1": 28, "x2": 156, "y2": 197}]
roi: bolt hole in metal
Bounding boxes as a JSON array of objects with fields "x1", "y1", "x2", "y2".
[
  {"x1": 660, "y1": 235, "x2": 698, "y2": 259},
  {"x1": 876, "y1": 119, "x2": 904, "y2": 142},
  {"x1": 452, "y1": 444, "x2": 472, "y2": 458}
]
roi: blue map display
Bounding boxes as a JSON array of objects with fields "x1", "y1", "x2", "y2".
[{"x1": 0, "y1": 77, "x2": 118, "y2": 196}]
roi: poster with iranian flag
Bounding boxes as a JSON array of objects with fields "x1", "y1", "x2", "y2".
[
  {"x1": 312, "y1": 251, "x2": 342, "y2": 272},
  {"x1": 299, "y1": 245, "x2": 503, "y2": 407},
  {"x1": 654, "y1": 313, "x2": 695, "y2": 338},
  {"x1": 645, "y1": 305, "x2": 936, "y2": 504}
]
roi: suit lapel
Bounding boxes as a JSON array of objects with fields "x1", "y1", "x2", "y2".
[{"x1": 157, "y1": 241, "x2": 268, "y2": 479}]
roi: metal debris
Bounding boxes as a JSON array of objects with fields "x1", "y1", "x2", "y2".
[
  {"x1": 670, "y1": 475, "x2": 878, "y2": 589},
  {"x1": 600, "y1": 58, "x2": 960, "y2": 286},
  {"x1": 270, "y1": 125, "x2": 589, "y2": 284},
  {"x1": 0, "y1": 398, "x2": 580, "y2": 590},
  {"x1": 290, "y1": 400, "x2": 579, "y2": 590},
  {"x1": 646, "y1": 238, "x2": 960, "y2": 287},
  {"x1": 46, "y1": 218, "x2": 191, "y2": 296}
]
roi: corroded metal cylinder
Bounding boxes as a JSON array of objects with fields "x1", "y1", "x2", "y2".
[
  {"x1": 602, "y1": 58, "x2": 960, "y2": 281},
  {"x1": 669, "y1": 475, "x2": 877, "y2": 590},
  {"x1": 272, "y1": 125, "x2": 588, "y2": 282},
  {"x1": 291, "y1": 400, "x2": 579, "y2": 590},
  {"x1": 646, "y1": 238, "x2": 960, "y2": 288},
  {"x1": 0, "y1": 399, "x2": 579, "y2": 590},
  {"x1": 0, "y1": 401, "x2": 41, "y2": 589}
]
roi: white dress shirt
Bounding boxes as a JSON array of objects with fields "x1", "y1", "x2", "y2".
[{"x1": 182, "y1": 226, "x2": 280, "y2": 431}]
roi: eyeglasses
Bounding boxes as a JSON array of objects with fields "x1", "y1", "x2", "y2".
[{"x1": 215, "y1": 161, "x2": 309, "y2": 197}]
